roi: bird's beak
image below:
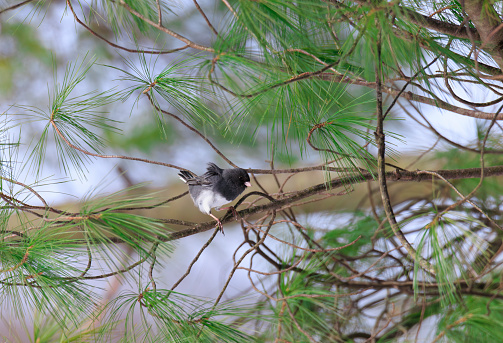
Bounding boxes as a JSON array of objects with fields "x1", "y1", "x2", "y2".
[{"x1": 245, "y1": 181, "x2": 252, "y2": 187}]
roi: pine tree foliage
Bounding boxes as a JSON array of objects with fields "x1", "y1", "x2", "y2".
[{"x1": 1, "y1": 0, "x2": 503, "y2": 342}]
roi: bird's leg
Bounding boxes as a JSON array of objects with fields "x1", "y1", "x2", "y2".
[
  {"x1": 209, "y1": 213, "x2": 224, "y2": 235},
  {"x1": 219, "y1": 206, "x2": 239, "y2": 221}
]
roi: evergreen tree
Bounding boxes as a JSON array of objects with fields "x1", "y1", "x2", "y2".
[{"x1": 1, "y1": 0, "x2": 503, "y2": 341}]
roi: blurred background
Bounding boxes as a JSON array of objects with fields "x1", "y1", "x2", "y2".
[{"x1": 1, "y1": 0, "x2": 502, "y2": 341}]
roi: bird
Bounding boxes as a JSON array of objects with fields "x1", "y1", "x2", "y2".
[{"x1": 178, "y1": 163, "x2": 251, "y2": 234}]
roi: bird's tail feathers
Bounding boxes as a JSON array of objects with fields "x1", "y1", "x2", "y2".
[{"x1": 178, "y1": 170, "x2": 195, "y2": 183}]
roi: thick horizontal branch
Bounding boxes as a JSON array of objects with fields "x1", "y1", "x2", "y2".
[
  {"x1": 14, "y1": 165, "x2": 503, "y2": 245},
  {"x1": 163, "y1": 165, "x2": 503, "y2": 241}
]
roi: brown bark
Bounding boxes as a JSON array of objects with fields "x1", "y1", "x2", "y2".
[{"x1": 464, "y1": 0, "x2": 503, "y2": 71}]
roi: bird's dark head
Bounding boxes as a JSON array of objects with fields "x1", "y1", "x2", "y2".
[{"x1": 226, "y1": 168, "x2": 251, "y2": 188}]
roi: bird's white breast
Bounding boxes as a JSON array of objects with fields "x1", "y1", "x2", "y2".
[{"x1": 193, "y1": 189, "x2": 230, "y2": 214}]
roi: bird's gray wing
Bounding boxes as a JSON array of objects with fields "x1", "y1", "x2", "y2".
[
  {"x1": 186, "y1": 174, "x2": 212, "y2": 187},
  {"x1": 203, "y1": 163, "x2": 223, "y2": 178}
]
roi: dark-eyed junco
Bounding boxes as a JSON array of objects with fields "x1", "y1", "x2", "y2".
[{"x1": 178, "y1": 163, "x2": 251, "y2": 233}]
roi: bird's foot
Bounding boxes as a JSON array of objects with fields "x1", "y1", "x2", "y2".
[
  {"x1": 219, "y1": 206, "x2": 239, "y2": 221},
  {"x1": 210, "y1": 213, "x2": 225, "y2": 235},
  {"x1": 216, "y1": 220, "x2": 225, "y2": 235}
]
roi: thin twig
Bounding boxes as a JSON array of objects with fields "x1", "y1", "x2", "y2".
[
  {"x1": 0, "y1": 0, "x2": 34, "y2": 15},
  {"x1": 145, "y1": 93, "x2": 238, "y2": 168},
  {"x1": 148, "y1": 242, "x2": 160, "y2": 292},
  {"x1": 192, "y1": 0, "x2": 218, "y2": 35},
  {"x1": 0, "y1": 176, "x2": 48, "y2": 208},
  {"x1": 431, "y1": 314, "x2": 473, "y2": 343},
  {"x1": 155, "y1": 0, "x2": 162, "y2": 25},
  {"x1": 373, "y1": 19, "x2": 435, "y2": 275},
  {"x1": 170, "y1": 227, "x2": 220, "y2": 291},
  {"x1": 113, "y1": 0, "x2": 214, "y2": 52},
  {"x1": 0, "y1": 246, "x2": 33, "y2": 273},
  {"x1": 66, "y1": 0, "x2": 188, "y2": 54},
  {"x1": 50, "y1": 119, "x2": 188, "y2": 171},
  {"x1": 212, "y1": 210, "x2": 276, "y2": 308}
]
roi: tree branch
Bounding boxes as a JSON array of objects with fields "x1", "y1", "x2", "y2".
[
  {"x1": 113, "y1": 0, "x2": 214, "y2": 52},
  {"x1": 66, "y1": 0, "x2": 189, "y2": 55},
  {"x1": 317, "y1": 73, "x2": 503, "y2": 120},
  {"x1": 373, "y1": 22, "x2": 435, "y2": 274},
  {"x1": 0, "y1": 0, "x2": 35, "y2": 15},
  {"x1": 162, "y1": 165, "x2": 503, "y2": 242},
  {"x1": 463, "y1": 0, "x2": 503, "y2": 71}
]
